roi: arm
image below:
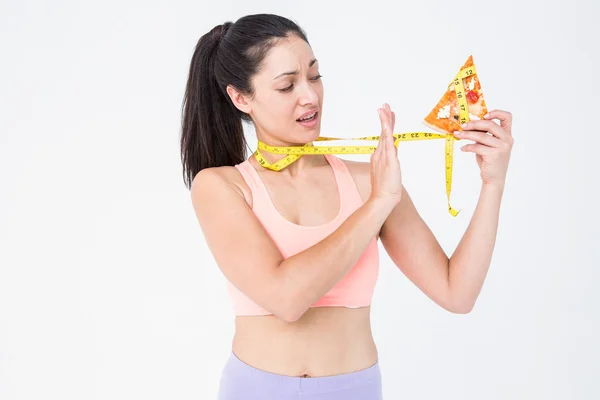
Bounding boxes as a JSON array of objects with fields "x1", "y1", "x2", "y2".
[
  {"x1": 191, "y1": 167, "x2": 396, "y2": 322},
  {"x1": 446, "y1": 110, "x2": 513, "y2": 311},
  {"x1": 380, "y1": 109, "x2": 514, "y2": 313},
  {"x1": 447, "y1": 183, "x2": 504, "y2": 311},
  {"x1": 380, "y1": 184, "x2": 503, "y2": 313},
  {"x1": 379, "y1": 186, "x2": 454, "y2": 312}
]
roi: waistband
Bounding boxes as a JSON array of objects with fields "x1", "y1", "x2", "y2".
[{"x1": 221, "y1": 351, "x2": 381, "y2": 394}]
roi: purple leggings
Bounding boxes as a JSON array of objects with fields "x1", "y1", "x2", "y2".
[{"x1": 217, "y1": 352, "x2": 383, "y2": 399}]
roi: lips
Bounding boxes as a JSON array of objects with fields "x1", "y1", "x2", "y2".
[{"x1": 296, "y1": 109, "x2": 319, "y2": 121}]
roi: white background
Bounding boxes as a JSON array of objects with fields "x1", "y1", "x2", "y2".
[{"x1": 1, "y1": 0, "x2": 599, "y2": 399}]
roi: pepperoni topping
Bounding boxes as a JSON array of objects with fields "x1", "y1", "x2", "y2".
[{"x1": 466, "y1": 90, "x2": 479, "y2": 104}]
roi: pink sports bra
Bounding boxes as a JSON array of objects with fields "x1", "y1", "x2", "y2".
[{"x1": 229, "y1": 154, "x2": 379, "y2": 316}]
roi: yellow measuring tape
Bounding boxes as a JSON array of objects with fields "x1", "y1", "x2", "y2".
[{"x1": 254, "y1": 66, "x2": 476, "y2": 217}]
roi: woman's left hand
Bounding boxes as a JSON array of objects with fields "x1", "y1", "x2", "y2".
[{"x1": 454, "y1": 109, "x2": 514, "y2": 189}]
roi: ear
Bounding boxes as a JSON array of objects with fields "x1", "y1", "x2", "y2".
[{"x1": 226, "y1": 84, "x2": 252, "y2": 114}]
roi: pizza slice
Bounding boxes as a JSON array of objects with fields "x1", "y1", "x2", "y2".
[{"x1": 423, "y1": 55, "x2": 488, "y2": 133}]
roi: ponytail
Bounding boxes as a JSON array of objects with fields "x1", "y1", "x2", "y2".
[
  {"x1": 180, "y1": 23, "x2": 246, "y2": 189},
  {"x1": 180, "y1": 14, "x2": 310, "y2": 190}
]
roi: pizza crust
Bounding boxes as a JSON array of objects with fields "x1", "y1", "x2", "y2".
[{"x1": 422, "y1": 119, "x2": 452, "y2": 134}]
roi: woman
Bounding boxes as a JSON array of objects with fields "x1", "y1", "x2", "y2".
[{"x1": 181, "y1": 13, "x2": 513, "y2": 400}]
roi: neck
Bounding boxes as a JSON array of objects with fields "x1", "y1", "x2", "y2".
[{"x1": 254, "y1": 135, "x2": 324, "y2": 177}]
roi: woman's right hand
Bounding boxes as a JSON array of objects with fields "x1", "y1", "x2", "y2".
[{"x1": 369, "y1": 103, "x2": 403, "y2": 207}]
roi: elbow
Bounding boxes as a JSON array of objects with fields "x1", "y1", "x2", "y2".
[
  {"x1": 270, "y1": 272, "x2": 311, "y2": 322},
  {"x1": 282, "y1": 299, "x2": 311, "y2": 323},
  {"x1": 279, "y1": 309, "x2": 303, "y2": 323},
  {"x1": 276, "y1": 291, "x2": 309, "y2": 323},
  {"x1": 276, "y1": 304, "x2": 306, "y2": 323},
  {"x1": 449, "y1": 302, "x2": 474, "y2": 314},
  {"x1": 447, "y1": 296, "x2": 475, "y2": 314},
  {"x1": 446, "y1": 281, "x2": 477, "y2": 314},
  {"x1": 443, "y1": 291, "x2": 474, "y2": 314}
]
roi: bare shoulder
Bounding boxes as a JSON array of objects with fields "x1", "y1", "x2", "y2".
[
  {"x1": 190, "y1": 164, "x2": 253, "y2": 208},
  {"x1": 187, "y1": 163, "x2": 292, "y2": 320},
  {"x1": 339, "y1": 158, "x2": 372, "y2": 203}
]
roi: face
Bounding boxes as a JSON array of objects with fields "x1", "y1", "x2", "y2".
[{"x1": 228, "y1": 34, "x2": 324, "y2": 145}]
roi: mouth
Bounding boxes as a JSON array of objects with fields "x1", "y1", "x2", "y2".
[{"x1": 296, "y1": 111, "x2": 319, "y2": 126}]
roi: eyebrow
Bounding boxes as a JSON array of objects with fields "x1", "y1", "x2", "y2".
[{"x1": 273, "y1": 59, "x2": 318, "y2": 80}]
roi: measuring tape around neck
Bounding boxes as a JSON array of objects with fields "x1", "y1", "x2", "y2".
[{"x1": 253, "y1": 67, "x2": 475, "y2": 217}]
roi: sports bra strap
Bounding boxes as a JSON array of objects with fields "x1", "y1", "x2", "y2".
[{"x1": 324, "y1": 154, "x2": 365, "y2": 207}]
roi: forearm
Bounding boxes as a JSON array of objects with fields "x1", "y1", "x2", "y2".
[
  {"x1": 448, "y1": 183, "x2": 504, "y2": 311},
  {"x1": 277, "y1": 196, "x2": 394, "y2": 320}
]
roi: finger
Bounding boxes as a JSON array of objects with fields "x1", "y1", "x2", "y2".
[
  {"x1": 380, "y1": 106, "x2": 389, "y2": 147},
  {"x1": 381, "y1": 103, "x2": 395, "y2": 135},
  {"x1": 376, "y1": 108, "x2": 385, "y2": 157},
  {"x1": 454, "y1": 130, "x2": 502, "y2": 148},
  {"x1": 381, "y1": 124, "x2": 387, "y2": 154},
  {"x1": 384, "y1": 104, "x2": 393, "y2": 127},
  {"x1": 384, "y1": 104, "x2": 392, "y2": 131},
  {"x1": 379, "y1": 106, "x2": 388, "y2": 134},
  {"x1": 462, "y1": 120, "x2": 510, "y2": 142},
  {"x1": 386, "y1": 113, "x2": 397, "y2": 156},
  {"x1": 386, "y1": 105, "x2": 394, "y2": 133},
  {"x1": 384, "y1": 103, "x2": 391, "y2": 116},
  {"x1": 386, "y1": 124, "x2": 396, "y2": 159},
  {"x1": 484, "y1": 109, "x2": 512, "y2": 133},
  {"x1": 374, "y1": 108, "x2": 383, "y2": 155},
  {"x1": 387, "y1": 106, "x2": 398, "y2": 154},
  {"x1": 460, "y1": 143, "x2": 494, "y2": 155},
  {"x1": 382, "y1": 105, "x2": 395, "y2": 156}
]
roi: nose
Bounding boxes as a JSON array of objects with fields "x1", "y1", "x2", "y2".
[{"x1": 297, "y1": 79, "x2": 319, "y2": 106}]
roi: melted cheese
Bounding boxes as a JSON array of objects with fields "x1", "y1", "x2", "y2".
[{"x1": 437, "y1": 104, "x2": 451, "y2": 119}]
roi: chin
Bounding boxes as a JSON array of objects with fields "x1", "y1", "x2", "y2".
[
  {"x1": 296, "y1": 125, "x2": 322, "y2": 144},
  {"x1": 293, "y1": 110, "x2": 322, "y2": 143},
  {"x1": 306, "y1": 127, "x2": 321, "y2": 142},
  {"x1": 281, "y1": 127, "x2": 320, "y2": 145}
]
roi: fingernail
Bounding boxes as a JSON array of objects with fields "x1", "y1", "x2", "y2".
[
  {"x1": 461, "y1": 123, "x2": 468, "y2": 128},
  {"x1": 484, "y1": 113, "x2": 490, "y2": 119},
  {"x1": 454, "y1": 131, "x2": 461, "y2": 137}
]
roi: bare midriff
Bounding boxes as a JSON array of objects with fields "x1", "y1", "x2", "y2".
[{"x1": 231, "y1": 306, "x2": 378, "y2": 378}]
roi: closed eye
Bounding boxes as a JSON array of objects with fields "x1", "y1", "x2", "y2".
[{"x1": 278, "y1": 74, "x2": 323, "y2": 93}]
